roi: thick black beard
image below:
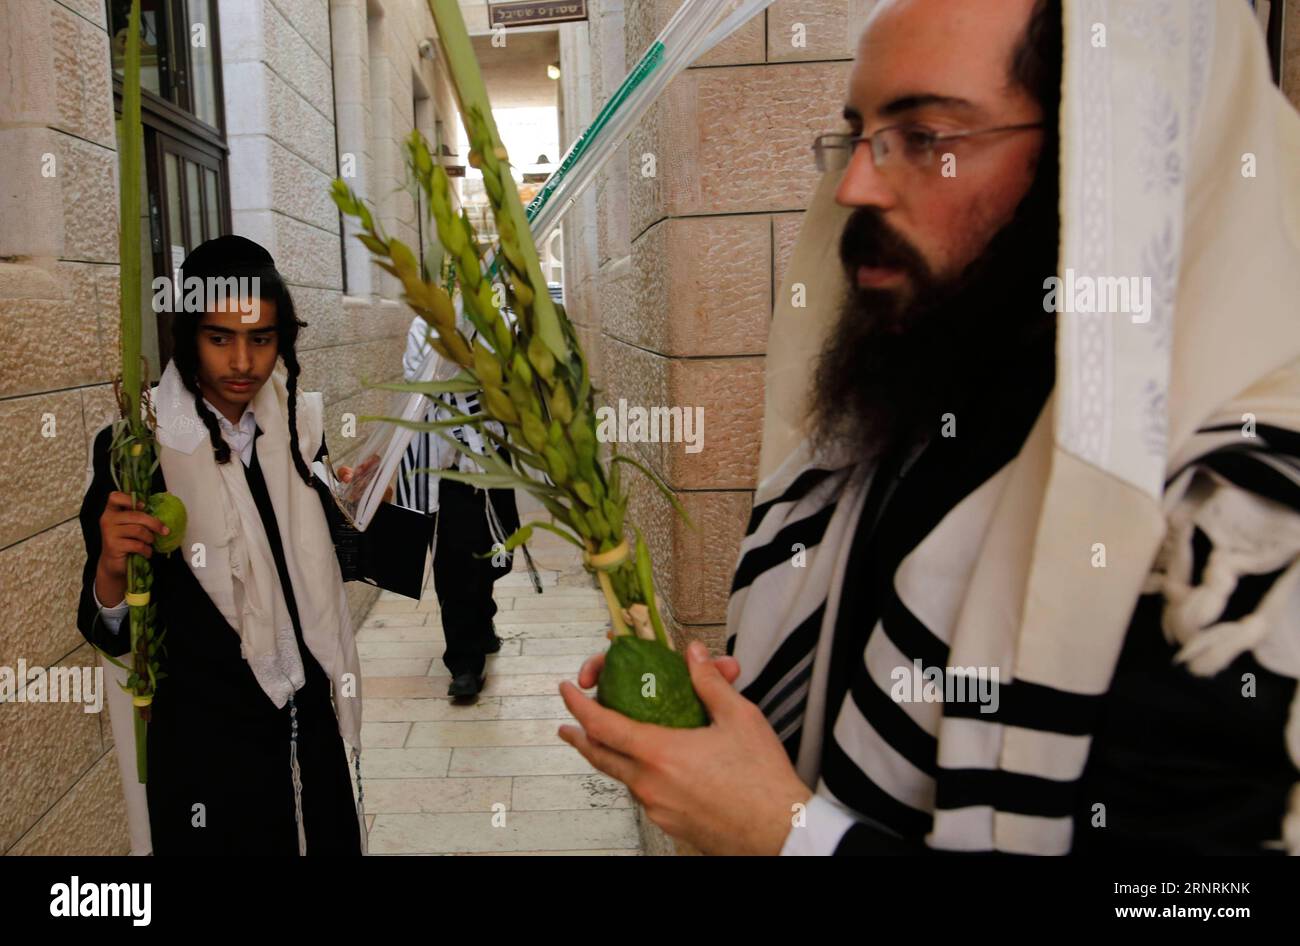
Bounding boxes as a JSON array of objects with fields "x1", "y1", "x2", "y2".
[{"x1": 809, "y1": 165, "x2": 1059, "y2": 464}]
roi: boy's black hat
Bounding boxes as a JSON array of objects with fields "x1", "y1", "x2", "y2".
[{"x1": 180, "y1": 234, "x2": 283, "y2": 284}]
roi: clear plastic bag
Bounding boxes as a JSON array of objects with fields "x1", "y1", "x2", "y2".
[{"x1": 330, "y1": 0, "x2": 776, "y2": 530}]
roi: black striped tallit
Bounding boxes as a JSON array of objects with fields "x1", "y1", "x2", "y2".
[
  {"x1": 396, "y1": 389, "x2": 482, "y2": 514},
  {"x1": 727, "y1": 370, "x2": 1300, "y2": 854}
]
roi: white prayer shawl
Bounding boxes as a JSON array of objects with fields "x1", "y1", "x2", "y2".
[
  {"x1": 397, "y1": 302, "x2": 523, "y2": 565},
  {"x1": 397, "y1": 296, "x2": 509, "y2": 513},
  {"x1": 732, "y1": 0, "x2": 1300, "y2": 854},
  {"x1": 153, "y1": 360, "x2": 363, "y2": 752},
  {"x1": 402, "y1": 313, "x2": 499, "y2": 481}
]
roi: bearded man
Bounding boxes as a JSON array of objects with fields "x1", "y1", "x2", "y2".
[{"x1": 558, "y1": 0, "x2": 1300, "y2": 855}]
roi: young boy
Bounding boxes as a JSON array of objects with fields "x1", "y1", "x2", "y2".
[{"x1": 79, "y1": 235, "x2": 364, "y2": 855}]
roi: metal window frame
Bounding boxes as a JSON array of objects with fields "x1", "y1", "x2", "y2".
[{"x1": 108, "y1": 0, "x2": 232, "y2": 372}]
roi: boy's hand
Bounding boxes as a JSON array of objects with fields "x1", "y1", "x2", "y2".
[
  {"x1": 99, "y1": 492, "x2": 169, "y2": 574},
  {"x1": 95, "y1": 491, "x2": 169, "y2": 605}
]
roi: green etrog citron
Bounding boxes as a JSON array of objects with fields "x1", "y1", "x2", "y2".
[
  {"x1": 147, "y1": 492, "x2": 187, "y2": 554},
  {"x1": 597, "y1": 635, "x2": 707, "y2": 728}
]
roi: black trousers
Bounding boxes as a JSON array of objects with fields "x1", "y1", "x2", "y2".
[{"x1": 433, "y1": 478, "x2": 520, "y2": 676}]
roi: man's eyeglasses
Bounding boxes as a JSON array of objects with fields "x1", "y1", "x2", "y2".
[{"x1": 812, "y1": 122, "x2": 1044, "y2": 173}]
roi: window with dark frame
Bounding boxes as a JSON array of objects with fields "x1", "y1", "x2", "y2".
[{"x1": 107, "y1": 0, "x2": 231, "y2": 376}]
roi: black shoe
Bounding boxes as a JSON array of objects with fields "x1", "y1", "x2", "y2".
[
  {"x1": 448, "y1": 672, "x2": 486, "y2": 700},
  {"x1": 484, "y1": 634, "x2": 503, "y2": 655}
]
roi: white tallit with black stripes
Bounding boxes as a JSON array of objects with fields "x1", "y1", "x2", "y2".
[
  {"x1": 729, "y1": 398, "x2": 1300, "y2": 853},
  {"x1": 396, "y1": 313, "x2": 502, "y2": 514},
  {"x1": 731, "y1": 0, "x2": 1300, "y2": 855}
]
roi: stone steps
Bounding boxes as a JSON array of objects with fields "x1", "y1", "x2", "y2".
[{"x1": 356, "y1": 499, "x2": 636, "y2": 855}]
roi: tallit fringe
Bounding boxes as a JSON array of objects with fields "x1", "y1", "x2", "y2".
[
  {"x1": 1287, "y1": 749, "x2": 1300, "y2": 856},
  {"x1": 519, "y1": 543, "x2": 542, "y2": 593},
  {"x1": 1154, "y1": 512, "x2": 1300, "y2": 855},
  {"x1": 1160, "y1": 545, "x2": 1300, "y2": 673},
  {"x1": 485, "y1": 487, "x2": 508, "y2": 550},
  {"x1": 484, "y1": 488, "x2": 542, "y2": 593},
  {"x1": 1158, "y1": 539, "x2": 1300, "y2": 675},
  {"x1": 353, "y1": 747, "x2": 369, "y2": 855},
  {"x1": 289, "y1": 695, "x2": 307, "y2": 856}
]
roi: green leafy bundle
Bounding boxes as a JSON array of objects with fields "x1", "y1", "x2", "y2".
[
  {"x1": 101, "y1": 0, "x2": 185, "y2": 781},
  {"x1": 328, "y1": 0, "x2": 704, "y2": 727}
]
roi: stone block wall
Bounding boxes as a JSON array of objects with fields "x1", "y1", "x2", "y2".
[
  {"x1": 0, "y1": 0, "x2": 445, "y2": 854},
  {"x1": 0, "y1": 0, "x2": 134, "y2": 857}
]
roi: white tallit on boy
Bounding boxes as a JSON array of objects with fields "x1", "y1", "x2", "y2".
[{"x1": 152, "y1": 360, "x2": 364, "y2": 748}]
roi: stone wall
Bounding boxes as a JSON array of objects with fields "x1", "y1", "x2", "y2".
[
  {"x1": 0, "y1": 0, "x2": 444, "y2": 855},
  {"x1": 0, "y1": 0, "x2": 135, "y2": 857}
]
